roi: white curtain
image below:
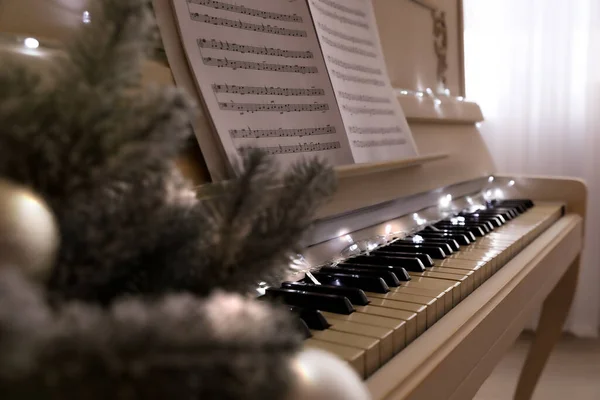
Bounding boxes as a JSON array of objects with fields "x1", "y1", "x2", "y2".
[{"x1": 464, "y1": 0, "x2": 600, "y2": 337}]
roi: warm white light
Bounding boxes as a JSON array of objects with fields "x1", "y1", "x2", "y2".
[
  {"x1": 24, "y1": 38, "x2": 39, "y2": 49},
  {"x1": 457, "y1": 96, "x2": 465, "y2": 102},
  {"x1": 508, "y1": 180, "x2": 515, "y2": 187},
  {"x1": 466, "y1": 196, "x2": 474, "y2": 205},
  {"x1": 412, "y1": 235, "x2": 424, "y2": 243},
  {"x1": 349, "y1": 244, "x2": 358, "y2": 252},
  {"x1": 476, "y1": 122, "x2": 483, "y2": 128},
  {"x1": 400, "y1": 90, "x2": 409, "y2": 95},
  {"x1": 439, "y1": 194, "x2": 453, "y2": 208},
  {"x1": 488, "y1": 176, "x2": 494, "y2": 183},
  {"x1": 344, "y1": 234, "x2": 353, "y2": 243},
  {"x1": 82, "y1": 10, "x2": 91, "y2": 24},
  {"x1": 385, "y1": 224, "x2": 392, "y2": 235},
  {"x1": 426, "y1": 88, "x2": 433, "y2": 95},
  {"x1": 434, "y1": 98, "x2": 442, "y2": 106},
  {"x1": 494, "y1": 188, "x2": 505, "y2": 198},
  {"x1": 416, "y1": 91, "x2": 424, "y2": 98}
]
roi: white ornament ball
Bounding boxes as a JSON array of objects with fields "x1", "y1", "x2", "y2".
[
  {"x1": 288, "y1": 348, "x2": 372, "y2": 400},
  {"x1": 0, "y1": 179, "x2": 59, "y2": 280}
]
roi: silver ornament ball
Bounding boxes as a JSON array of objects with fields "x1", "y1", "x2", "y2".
[
  {"x1": 288, "y1": 348, "x2": 371, "y2": 400},
  {"x1": 0, "y1": 179, "x2": 59, "y2": 280}
]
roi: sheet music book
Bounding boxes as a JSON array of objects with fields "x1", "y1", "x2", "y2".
[{"x1": 160, "y1": 0, "x2": 418, "y2": 178}]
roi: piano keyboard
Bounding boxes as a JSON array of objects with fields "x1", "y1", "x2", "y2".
[{"x1": 262, "y1": 199, "x2": 565, "y2": 379}]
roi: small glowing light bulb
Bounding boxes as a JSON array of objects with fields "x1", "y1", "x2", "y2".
[
  {"x1": 426, "y1": 88, "x2": 433, "y2": 95},
  {"x1": 412, "y1": 235, "x2": 424, "y2": 243},
  {"x1": 508, "y1": 180, "x2": 515, "y2": 187},
  {"x1": 344, "y1": 234, "x2": 353, "y2": 243},
  {"x1": 399, "y1": 90, "x2": 409, "y2": 95},
  {"x1": 439, "y1": 194, "x2": 452, "y2": 208},
  {"x1": 434, "y1": 98, "x2": 442, "y2": 106},
  {"x1": 466, "y1": 197, "x2": 474, "y2": 205},
  {"x1": 82, "y1": 10, "x2": 91, "y2": 24},
  {"x1": 416, "y1": 91, "x2": 424, "y2": 98},
  {"x1": 443, "y1": 88, "x2": 451, "y2": 96},
  {"x1": 476, "y1": 122, "x2": 483, "y2": 128},
  {"x1": 488, "y1": 176, "x2": 495, "y2": 183},
  {"x1": 24, "y1": 38, "x2": 39, "y2": 49},
  {"x1": 457, "y1": 96, "x2": 465, "y2": 101}
]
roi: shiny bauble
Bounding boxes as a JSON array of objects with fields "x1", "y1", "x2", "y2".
[
  {"x1": 0, "y1": 179, "x2": 59, "y2": 280},
  {"x1": 288, "y1": 348, "x2": 371, "y2": 400}
]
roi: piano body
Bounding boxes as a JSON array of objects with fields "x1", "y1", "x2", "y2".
[{"x1": 0, "y1": 0, "x2": 587, "y2": 399}]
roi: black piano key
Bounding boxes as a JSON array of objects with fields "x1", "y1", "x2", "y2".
[
  {"x1": 282, "y1": 281, "x2": 369, "y2": 305},
  {"x1": 393, "y1": 238, "x2": 456, "y2": 253},
  {"x1": 319, "y1": 266, "x2": 401, "y2": 287},
  {"x1": 380, "y1": 244, "x2": 447, "y2": 259},
  {"x1": 288, "y1": 305, "x2": 331, "y2": 330},
  {"x1": 460, "y1": 215, "x2": 504, "y2": 227},
  {"x1": 432, "y1": 223, "x2": 486, "y2": 237},
  {"x1": 346, "y1": 254, "x2": 426, "y2": 272},
  {"x1": 265, "y1": 287, "x2": 354, "y2": 314},
  {"x1": 424, "y1": 226, "x2": 477, "y2": 241},
  {"x1": 311, "y1": 272, "x2": 390, "y2": 294},
  {"x1": 370, "y1": 249, "x2": 434, "y2": 267},
  {"x1": 295, "y1": 318, "x2": 312, "y2": 339},
  {"x1": 337, "y1": 263, "x2": 412, "y2": 281},
  {"x1": 413, "y1": 231, "x2": 472, "y2": 246}
]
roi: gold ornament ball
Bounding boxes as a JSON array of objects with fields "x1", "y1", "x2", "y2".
[
  {"x1": 288, "y1": 348, "x2": 371, "y2": 400},
  {"x1": 0, "y1": 179, "x2": 59, "y2": 280}
]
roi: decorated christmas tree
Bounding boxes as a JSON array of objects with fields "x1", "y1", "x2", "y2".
[{"x1": 0, "y1": 0, "x2": 341, "y2": 398}]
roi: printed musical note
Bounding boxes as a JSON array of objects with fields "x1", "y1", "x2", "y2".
[
  {"x1": 310, "y1": 1, "x2": 369, "y2": 29},
  {"x1": 331, "y1": 69, "x2": 385, "y2": 86},
  {"x1": 316, "y1": 22, "x2": 374, "y2": 46},
  {"x1": 342, "y1": 105, "x2": 394, "y2": 116},
  {"x1": 198, "y1": 38, "x2": 313, "y2": 59},
  {"x1": 212, "y1": 84, "x2": 325, "y2": 96},
  {"x1": 190, "y1": 13, "x2": 307, "y2": 37},
  {"x1": 320, "y1": 35, "x2": 376, "y2": 58},
  {"x1": 219, "y1": 102, "x2": 329, "y2": 113},
  {"x1": 238, "y1": 141, "x2": 342, "y2": 155},
  {"x1": 348, "y1": 126, "x2": 403, "y2": 135},
  {"x1": 188, "y1": 0, "x2": 303, "y2": 23},
  {"x1": 337, "y1": 91, "x2": 390, "y2": 104},
  {"x1": 203, "y1": 57, "x2": 318, "y2": 74},
  {"x1": 352, "y1": 138, "x2": 408, "y2": 148},
  {"x1": 229, "y1": 126, "x2": 336, "y2": 138},
  {"x1": 315, "y1": 0, "x2": 366, "y2": 18},
  {"x1": 326, "y1": 56, "x2": 381, "y2": 75}
]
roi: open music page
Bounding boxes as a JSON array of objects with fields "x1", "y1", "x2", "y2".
[
  {"x1": 169, "y1": 0, "x2": 354, "y2": 168},
  {"x1": 308, "y1": 0, "x2": 418, "y2": 163}
]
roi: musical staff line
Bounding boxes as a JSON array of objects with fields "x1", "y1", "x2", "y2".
[
  {"x1": 327, "y1": 55, "x2": 381, "y2": 75},
  {"x1": 316, "y1": 22, "x2": 374, "y2": 46},
  {"x1": 331, "y1": 69, "x2": 385, "y2": 86},
  {"x1": 219, "y1": 102, "x2": 329, "y2": 113},
  {"x1": 338, "y1": 91, "x2": 391, "y2": 104},
  {"x1": 310, "y1": 1, "x2": 369, "y2": 29},
  {"x1": 203, "y1": 57, "x2": 318, "y2": 74},
  {"x1": 320, "y1": 35, "x2": 376, "y2": 58},
  {"x1": 212, "y1": 84, "x2": 325, "y2": 96},
  {"x1": 353, "y1": 138, "x2": 407, "y2": 148},
  {"x1": 348, "y1": 126, "x2": 403, "y2": 135},
  {"x1": 238, "y1": 141, "x2": 342, "y2": 155},
  {"x1": 190, "y1": 13, "x2": 307, "y2": 37},
  {"x1": 188, "y1": 0, "x2": 303, "y2": 23},
  {"x1": 198, "y1": 38, "x2": 313, "y2": 59},
  {"x1": 342, "y1": 105, "x2": 395, "y2": 116},
  {"x1": 315, "y1": 0, "x2": 366, "y2": 18},
  {"x1": 229, "y1": 126, "x2": 336, "y2": 139}
]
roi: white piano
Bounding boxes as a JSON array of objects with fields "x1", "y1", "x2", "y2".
[{"x1": 1, "y1": 1, "x2": 586, "y2": 399}]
